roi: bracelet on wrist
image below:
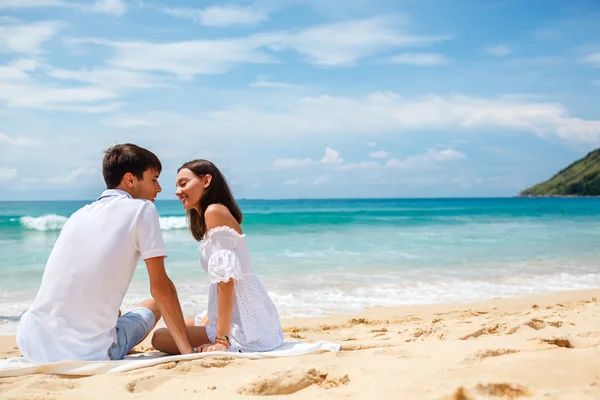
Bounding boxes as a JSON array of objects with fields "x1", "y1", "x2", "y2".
[{"x1": 215, "y1": 335, "x2": 230, "y2": 348}]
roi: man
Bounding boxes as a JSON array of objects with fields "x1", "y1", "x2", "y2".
[{"x1": 17, "y1": 143, "x2": 195, "y2": 363}]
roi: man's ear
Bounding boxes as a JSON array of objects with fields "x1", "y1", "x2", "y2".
[
  {"x1": 204, "y1": 174, "x2": 212, "y2": 188},
  {"x1": 123, "y1": 172, "x2": 135, "y2": 187}
]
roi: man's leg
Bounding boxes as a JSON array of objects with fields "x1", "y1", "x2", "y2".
[
  {"x1": 108, "y1": 299, "x2": 161, "y2": 360},
  {"x1": 138, "y1": 298, "x2": 161, "y2": 325}
]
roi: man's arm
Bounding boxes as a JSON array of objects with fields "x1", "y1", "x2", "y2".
[{"x1": 145, "y1": 256, "x2": 194, "y2": 354}]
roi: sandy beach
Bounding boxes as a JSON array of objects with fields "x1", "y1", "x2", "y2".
[{"x1": 1, "y1": 289, "x2": 599, "y2": 399}]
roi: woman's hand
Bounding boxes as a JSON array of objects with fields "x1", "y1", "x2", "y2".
[{"x1": 197, "y1": 343, "x2": 228, "y2": 352}]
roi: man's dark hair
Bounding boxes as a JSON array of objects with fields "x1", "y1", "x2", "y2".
[{"x1": 102, "y1": 144, "x2": 162, "y2": 189}]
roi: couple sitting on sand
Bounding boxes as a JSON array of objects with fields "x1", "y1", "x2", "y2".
[{"x1": 16, "y1": 144, "x2": 284, "y2": 364}]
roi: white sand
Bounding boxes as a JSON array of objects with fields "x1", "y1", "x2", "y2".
[{"x1": 1, "y1": 289, "x2": 599, "y2": 399}]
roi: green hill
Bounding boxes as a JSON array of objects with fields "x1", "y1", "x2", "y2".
[{"x1": 519, "y1": 148, "x2": 600, "y2": 196}]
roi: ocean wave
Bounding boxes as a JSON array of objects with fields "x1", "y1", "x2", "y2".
[
  {"x1": 159, "y1": 216, "x2": 187, "y2": 230},
  {"x1": 20, "y1": 215, "x2": 68, "y2": 231},
  {"x1": 18, "y1": 215, "x2": 189, "y2": 232},
  {"x1": 2, "y1": 271, "x2": 600, "y2": 334}
]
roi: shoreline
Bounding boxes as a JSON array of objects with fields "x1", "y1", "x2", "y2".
[{"x1": 2, "y1": 288, "x2": 600, "y2": 399}]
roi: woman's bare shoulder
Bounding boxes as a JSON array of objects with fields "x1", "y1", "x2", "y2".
[{"x1": 204, "y1": 204, "x2": 241, "y2": 233}]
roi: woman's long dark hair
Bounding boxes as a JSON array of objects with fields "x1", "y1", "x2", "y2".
[{"x1": 178, "y1": 159, "x2": 243, "y2": 241}]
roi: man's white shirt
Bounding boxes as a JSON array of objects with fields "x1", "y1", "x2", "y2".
[{"x1": 17, "y1": 190, "x2": 167, "y2": 363}]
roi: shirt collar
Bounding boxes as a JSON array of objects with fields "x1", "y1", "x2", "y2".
[{"x1": 97, "y1": 189, "x2": 133, "y2": 200}]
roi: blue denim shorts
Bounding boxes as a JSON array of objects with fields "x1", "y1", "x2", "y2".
[{"x1": 108, "y1": 307, "x2": 155, "y2": 360}]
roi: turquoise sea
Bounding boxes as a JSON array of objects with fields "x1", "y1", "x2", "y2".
[{"x1": 2, "y1": 198, "x2": 600, "y2": 333}]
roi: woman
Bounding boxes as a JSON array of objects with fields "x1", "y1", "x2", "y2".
[{"x1": 151, "y1": 160, "x2": 284, "y2": 353}]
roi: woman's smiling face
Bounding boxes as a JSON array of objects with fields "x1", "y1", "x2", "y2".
[{"x1": 175, "y1": 168, "x2": 208, "y2": 210}]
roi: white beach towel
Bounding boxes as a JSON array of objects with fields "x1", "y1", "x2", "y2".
[{"x1": 0, "y1": 341, "x2": 340, "y2": 377}]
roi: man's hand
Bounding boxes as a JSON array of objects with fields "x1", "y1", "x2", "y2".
[{"x1": 197, "y1": 343, "x2": 228, "y2": 352}]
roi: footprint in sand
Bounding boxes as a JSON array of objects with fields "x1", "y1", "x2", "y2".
[
  {"x1": 460, "y1": 323, "x2": 519, "y2": 340},
  {"x1": 125, "y1": 375, "x2": 169, "y2": 393},
  {"x1": 467, "y1": 349, "x2": 520, "y2": 361},
  {"x1": 174, "y1": 357, "x2": 238, "y2": 373},
  {"x1": 524, "y1": 318, "x2": 563, "y2": 330},
  {"x1": 370, "y1": 327, "x2": 388, "y2": 333},
  {"x1": 283, "y1": 327, "x2": 309, "y2": 333},
  {"x1": 539, "y1": 338, "x2": 573, "y2": 348},
  {"x1": 475, "y1": 382, "x2": 531, "y2": 398},
  {"x1": 289, "y1": 333, "x2": 306, "y2": 339},
  {"x1": 238, "y1": 368, "x2": 349, "y2": 396},
  {"x1": 408, "y1": 322, "x2": 448, "y2": 341},
  {"x1": 460, "y1": 310, "x2": 489, "y2": 319},
  {"x1": 449, "y1": 382, "x2": 531, "y2": 399},
  {"x1": 26, "y1": 378, "x2": 81, "y2": 392},
  {"x1": 524, "y1": 318, "x2": 546, "y2": 330}
]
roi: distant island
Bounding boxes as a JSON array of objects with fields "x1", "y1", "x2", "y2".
[{"x1": 519, "y1": 148, "x2": 600, "y2": 197}]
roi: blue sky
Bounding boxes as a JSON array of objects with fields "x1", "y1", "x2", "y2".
[{"x1": 1, "y1": 0, "x2": 600, "y2": 200}]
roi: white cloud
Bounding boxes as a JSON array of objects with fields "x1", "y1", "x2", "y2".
[
  {"x1": 0, "y1": 131, "x2": 40, "y2": 146},
  {"x1": 250, "y1": 79, "x2": 298, "y2": 89},
  {"x1": 0, "y1": 58, "x2": 38, "y2": 81},
  {"x1": 73, "y1": 36, "x2": 275, "y2": 78},
  {"x1": 337, "y1": 161, "x2": 381, "y2": 171},
  {"x1": 321, "y1": 147, "x2": 343, "y2": 164},
  {"x1": 273, "y1": 158, "x2": 315, "y2": 167},
  {"x1": 368, "y1": 142, "x2": 377, "y2": 147},
  {"x1": 0, "y1": 0, "x2": 71, "y2": 9},
  {"x1": 283, "y1": 178, "x2": 298, "y2": 185},
  {"x1": 386, "y1": 52, "x2": 448, "y2": 66},
  {"x1": 312, "y1": 174, "x2": 330, "y2": 185},
  {"x1": 73, "y1": 17, "x2": 450, "y2": 77},
  {"x1": 164, "y1": 5, "x2": 268, "y2": 27},
  {"x1": 0, "y1": 20, "x2": 62, "y2": 54},
  {"x1": 369, "y1": 150, "x2": 390, "y2": 159},
  {"x1": 484, "y1": 45, "x2": 511, "y2": 57},
  {"x1": 0, "y1": 80, "x2": 118, "y2": 111},
  {"x1": 47, "y1": 68, "x2": 171, "y2": 89},
  {"x1": 98, "y1": 92, "x2": 600, "y2": 143},
  {"x1": 275, "y1": 147, "x2": 344, "y2": 168},
  {"x1": 0, "y1": 58, "x2": 120, "y2": 112},
  {"x1": 581, "y1": 52, "x2": 600, "y2": 67},
  {"x1": 49, "y1": 167, "x2": 97, "y2": 185},
  {"x1": 0, "y1": 0, "x2": 128, "y2": 14},
  {"x1": 92, "y1": 0, "x2": 126, "y2": 16},
  {"x1": 0, "y1": 166, "x2": 17, "y2": 181},
  {"x1": 386, "y1": 148, "x2": 466, "y2": 169},
  {"x1": 270, "y1": 17, "x2": 451, "y2": 66}
]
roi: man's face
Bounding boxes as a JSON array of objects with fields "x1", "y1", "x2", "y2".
[{"x1": 132, "y1": 168, "x2": 162, "y2": 202}]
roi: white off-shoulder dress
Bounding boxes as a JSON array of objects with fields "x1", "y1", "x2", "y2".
[{"x1": 195, "y1": 226, "x2": 284, "y2": 352}]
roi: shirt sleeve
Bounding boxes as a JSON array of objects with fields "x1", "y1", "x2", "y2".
[
  {"x1": 205, "y1": 232, "x2": 244, "y2": 284},
  {"x1": 136, "y1": 201, "x2": 168, "y2": 260}
]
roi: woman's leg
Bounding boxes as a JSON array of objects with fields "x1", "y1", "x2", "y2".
[{"x1": 151, "y1": 325, "x2": 212, "y2": 355}]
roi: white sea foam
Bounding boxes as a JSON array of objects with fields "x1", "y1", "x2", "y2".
[
  {"x1": 20, "y1": 215, "x2": 68, "y2": 231},
  {"x1": 159, "y1": 216, "x2": 187, "y2": 230},
  {"x1": 3, "y1": 271, "x2": 600, "y2": 333},
  {"x1": 19, "y1": 215, "x2": 189, "y2": 231}
]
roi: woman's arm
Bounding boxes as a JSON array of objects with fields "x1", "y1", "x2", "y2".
[
  {"x1": 216, "y1": 278, "x2": 234, "y2": 341},
  {"x1": 203, "y1": 203, "x2": 242, "y2": 350}
]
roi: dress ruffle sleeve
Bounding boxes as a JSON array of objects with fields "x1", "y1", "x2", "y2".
[{"x1": 204, "y1": 227, "x2": 245, "y2": 284}]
